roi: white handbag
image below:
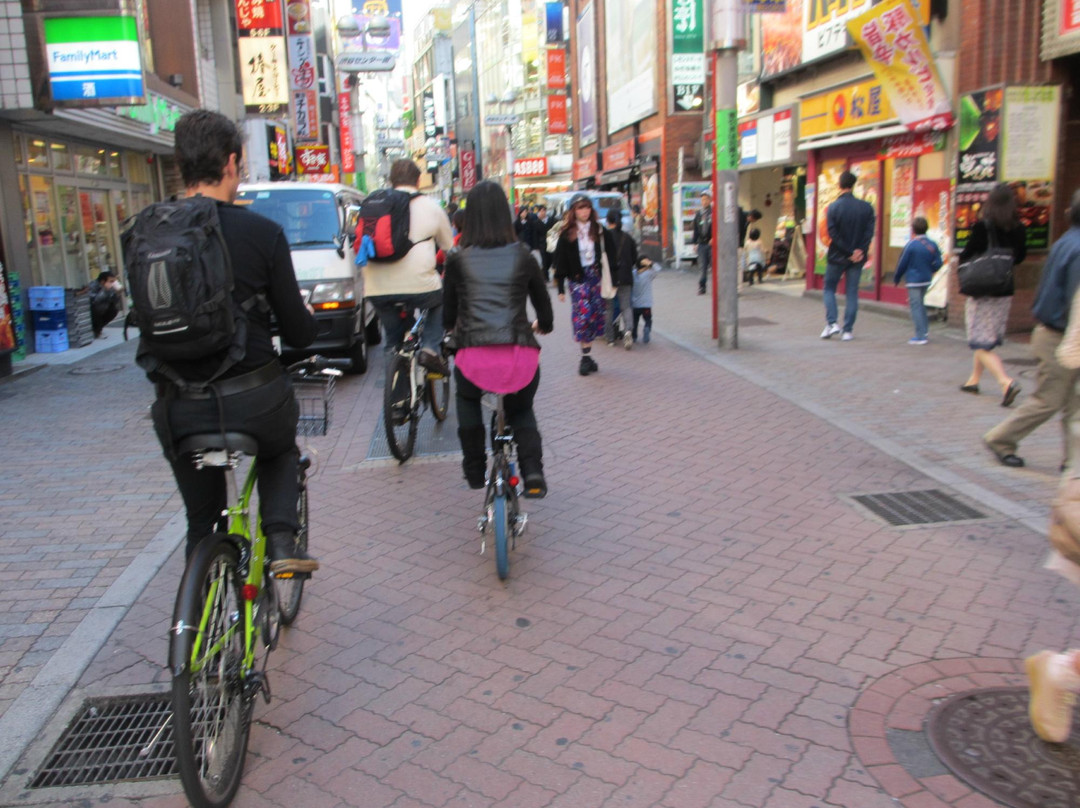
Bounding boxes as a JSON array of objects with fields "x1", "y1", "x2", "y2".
[{"x1": 600, "y1": 251, "x2": 616, "y2": 299}]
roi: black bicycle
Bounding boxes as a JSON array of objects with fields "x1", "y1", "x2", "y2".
[
  {"x1": 383, "y1": 305, "x2": 450, "y2": 462},
  {"x1": 478, "y1": 393, "x2": 528, "y2": 580}
]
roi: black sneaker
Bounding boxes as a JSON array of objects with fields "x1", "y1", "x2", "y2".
[
  {"x1": 584, "y1": 355, "x2": 598, "y2": 373},
  {"x1": 267, "y1": 532, "x2": 319, "y2": 574},
  {"x1": 523, "y1": 472, "x2": 547, "y2": 499}
]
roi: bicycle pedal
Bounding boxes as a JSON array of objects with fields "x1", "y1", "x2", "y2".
[{"x1": 272, "y1": 570, "x2": 311, "y2": 581}]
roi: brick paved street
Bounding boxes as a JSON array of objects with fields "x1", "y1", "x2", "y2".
[{"x1": 1, "y1": 269, "x2": 1078, "y2": 807}]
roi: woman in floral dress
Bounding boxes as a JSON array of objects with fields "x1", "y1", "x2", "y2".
[{"x1": 553, "y1": 194, "x2": 615, "y2": 376}]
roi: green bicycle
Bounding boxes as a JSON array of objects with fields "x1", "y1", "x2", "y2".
[{"x1": 167, "y1": 355, "x2": 345, "y2": 808}]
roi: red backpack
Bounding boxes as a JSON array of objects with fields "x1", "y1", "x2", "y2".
[{"x1": 355, "y1": 189, "x2": 430, "y2": 263}]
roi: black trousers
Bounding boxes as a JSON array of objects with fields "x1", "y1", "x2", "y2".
[
  {"x1": 151, "y1": 372, "x2": 301, "y2": 549},
  {"x1": 453, "y1": 365, "x2": 540, "y2": 433}
]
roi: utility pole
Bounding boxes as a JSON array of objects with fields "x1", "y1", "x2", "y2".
[{"x1": 709, "y1": 1, "x2": 744, "y2": 350}]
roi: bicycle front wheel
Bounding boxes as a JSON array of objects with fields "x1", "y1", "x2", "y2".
[
  {"x1": 493, "y1": 494, "x2": 510, "y2": 581},
  {"x1": 276, "y1": 465, "x2": 307, "y2": 625},
  {"x1": 427, "y1": 368, "x2": 450, "y2": 422},
  {"x1": 171, "y1": 535, "x2": 252, "y2": 808},
  {"x1": 384, "y1": 352, "x2": 418, "y2": 462}
]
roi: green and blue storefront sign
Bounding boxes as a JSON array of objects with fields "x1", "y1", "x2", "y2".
[{"x1": 43, "y1": 16, "x2": 144, "y2": 105}]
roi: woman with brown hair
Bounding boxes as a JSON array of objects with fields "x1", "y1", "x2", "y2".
[
  {"x1": 552, "y1": 194, "x2": 615, "y2": 376},
  {"x1": 958, "y1": 182, "x2": 1027, "y2": 405}
]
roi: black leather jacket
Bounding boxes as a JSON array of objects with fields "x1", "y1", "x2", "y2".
[
  {"x1": 552, "y1": 226, "x2": 617, "y2": 294},
  {"x1": 443, "y1": 243, "x2": 554, "y2": 349}
]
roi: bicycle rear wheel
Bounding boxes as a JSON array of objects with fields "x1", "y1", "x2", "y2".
[
  {"x1": 276, "y1": 465, "x2": 307, "y2": 625},
  {"x1": 171, "y1": 535, "x2": 252, "y2": 808},
  {"x1": 427, "y1": 367, "x2": 450, "y2": 422},
  {"x1": 384, "y1": 352, "x2": 418, "y2": 462},
  {"x1": 493, "y1": 494, "x2": 510, "y2": 580}
]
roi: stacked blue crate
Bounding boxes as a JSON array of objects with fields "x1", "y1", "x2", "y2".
[{"x1": 28, "y1": 286, "x2": 69, "y2": 353}]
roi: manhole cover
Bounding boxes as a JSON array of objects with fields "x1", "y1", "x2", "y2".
[
  {"x1": 926, "y1": 687, "x2": 1080, "y2": 808},
  {"x1": 31, "y1": 693, "x2": 176, "y2": 788},
  {"x1": 849, "y1": 489, "x2": 985, "y2": 526},
  {"x1": 69, "y1": 364, "x2": 126, "y2": 375}
]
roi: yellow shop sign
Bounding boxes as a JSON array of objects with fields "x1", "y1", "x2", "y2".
[{"x1": 799, "y1": 77, "x2": 897, "y2": 139}]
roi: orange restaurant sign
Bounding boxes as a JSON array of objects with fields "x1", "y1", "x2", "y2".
[
  {"x1": 799, "y1": 77, "x2": 897, "y2": 139},
  {"x1": 847, "y1": 0, "x2": 953, "y2": 132}
]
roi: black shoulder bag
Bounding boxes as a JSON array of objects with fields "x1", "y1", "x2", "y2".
[{"x1": 957, "y1": 227, "x2": 1015, "y2": 298}]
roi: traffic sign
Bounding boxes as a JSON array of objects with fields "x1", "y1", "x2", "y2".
[
  {"x1": 484, "y1": 113, "x2": 520, "y2": 126},
  {"x1": 335, "y1": 51, "x2": 396, "y2": 73}
]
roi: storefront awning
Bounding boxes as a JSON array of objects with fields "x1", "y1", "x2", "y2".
[
  {"x1": 600, "y1": 167, "x2": 635, "y2": 184},
  {"x1": 798, "y1": 123, "x2": 910, "y2": 152}
]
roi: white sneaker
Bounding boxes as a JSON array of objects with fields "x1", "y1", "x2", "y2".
[
  {"x1": 623, "y1": 331, "x2": 633, "y2": 350},
  {"x1": 841, "y1": 331, "x2": 854, "y2": 341},
  {"x1": 820, "y1": 323, "x2": 841, "y2": 339}
]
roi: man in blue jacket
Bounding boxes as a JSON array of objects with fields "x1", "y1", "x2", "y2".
[
  {"x1": 893, "y1": 217, "x2": 943, "y2": 345},
  {"x1": 821, "y1": 171, "x2": 876, "y2": 341},
  {"x1": 984, "y1": 189, "x2": 1080, "y2": 469}
]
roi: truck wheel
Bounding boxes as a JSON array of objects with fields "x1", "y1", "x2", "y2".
[{"x1": 346, "y1": 333, "x2": 367, "y2": 374}]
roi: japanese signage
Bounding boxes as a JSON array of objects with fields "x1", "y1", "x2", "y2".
[
  {"x1": 715, "y1": 109, "x2": 738, "y2": 170},
  {"x1": 545, "y1": 1, "x2": 564, "y2": 42},
  {"x1": 236, "y1": 0, "x2": 283, "y2": 30},
  {"x1": 1002, "y1": 86, "x2": 1060, "y2": 250},
  {"x1": 573, "y1": 153, "x2": 599, "y2": 181},
  {"x1": 460, "y1": 150, "x2": 477, "y2": 192},
  {"x1": 287, "y1": 0, "x2": 319, "y2": 141},
  {"x1": 116, "y1": 92, "x2": 186, "y2": 132},
  {"x1": 546, "y1": 49, "x2": 567, "y2": 90},
  {"x1": 671, "y1": 0, "x2": 705, "y2": 113},
  {"x1": 879, "y1": 130, "x2": 945, "y2": 159},
  {"x1": 603, "y1": 139, "x2": 635, "y2": 171},
  {"x1": 422, "y1": 89, "x2": 438, "y2": 138},
  {"x1": 577, "y1": 3, "x2": 597, "y2": 145},
  {"x1": 339, "y1": 92, "x2": 354, "y2": 173},
  {"x1": 547, "y1": 95, "x2": 569, "y2": 134},
  {"x1": 237, "y1": 0, "x2": 287, "y2": 114},
  {"x1": 43, "y1": 16, "x2": 145, "y2": 106},
  {"x1": 738, "y1": 107, "x2": 794, "y2": 167},
  {"x1": 349, "y1": 0, "x2": 403, "y2": 51},
  {"x1": 515, "y1": 157, "x2": 549, "y2": 178},
  {"x1": 889, "y1": 157, "x2": 916, "y2": 246},
  {"x1": 954, "y1": 88, "x2": 998, "y2": 251},
  {"x1": 762, "y1": 0, "x2": 930, "y2": 78},
  {"x1": 847, "y1": 0, "x2": 952, "y2": 132},
  {"x1": 913, "y1": 179, "x2": 952, "y2": 255},
  {"x1": 605, "y1": 0, "x2": 657, "y2": 133},
  {"x1": 1043, "y1": 0, "x2": 1080, "y2": 59},
  {"x1": 798, "y1": 77, "x2": 896, "y2": 140},
  {"x1": 296, "y1": 144, "x2": 331, "y2": 174}
]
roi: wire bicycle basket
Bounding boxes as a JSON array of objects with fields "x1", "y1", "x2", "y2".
[{"x1": 293, "y1": 373, "x2": 334, "y2": 436}]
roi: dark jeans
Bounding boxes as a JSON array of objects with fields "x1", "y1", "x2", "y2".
[
  {"x1": 454, "y1": 365, "x2": 540, "y2": 433},
  {"x1": 823, "y1": 262, "x2": 863, "y2": 333},
  {"x1": 370, "y1": 289, "x2": 444, "y2": 354},
  {"x1": 632, "y1": 308, "x2": 652, "y2": 338},
  {"x1": 151, "y1": 371, "x2": 301, "y2": 550},
  {"x1": 697, "y1": 243, "x2": 711, "y2": 291}
]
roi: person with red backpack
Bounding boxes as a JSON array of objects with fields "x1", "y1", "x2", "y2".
[{"x1": 358, "y1": 159, "x2": 454, "y2": 373}]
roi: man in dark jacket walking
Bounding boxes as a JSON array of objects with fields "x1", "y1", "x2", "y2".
[
  {"x1": 822, "y1": 171, "x2": 876, "y2": 340},
  {"x1": 691, "y1": 190, "x2": 713, "y2": 295},
  {"x1": 604, "y1": 208, "x2": 638, "y2": 348}
]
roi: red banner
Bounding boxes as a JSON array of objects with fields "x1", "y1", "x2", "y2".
[
  {"x1": 547, "y1": 95, "x2": 568, "y2": 134},
  {"x1": 296, "y1": 144, "x2": 330, "y2": 174},
  {"x1": 546, "y1": 49, "x2": 566, "y2": 90},
  {"x1": 514, "y1": 157, "x2": 549, "y2": 178},
  {"x1": 339, "y1": 92, "x2": 354, "y2": 173},
  {"x1": 235, "y1": 0, "x2": 283, "y2": 31},
  {"x1": 603, "y1": 139, "x2": 635, "y2": 170},
  {"x1": 460, "y1": 150, "x2": 476, "y2": 191},
  {"x1": 275, "y1": 126, "x2": 290, "y2": 174}
]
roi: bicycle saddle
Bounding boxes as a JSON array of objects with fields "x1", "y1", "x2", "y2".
[{"x1": 176, "y1": 432, "x2": 259, "y2": 457}]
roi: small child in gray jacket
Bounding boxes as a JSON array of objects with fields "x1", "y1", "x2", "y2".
[{"x1": 630, "y1": 257, "x2": 659, "y2": 343}]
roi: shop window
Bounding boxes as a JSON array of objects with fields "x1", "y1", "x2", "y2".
[
  {"x1": 75, "y1": 146, "x2": 107, "y2": 176},
  {"x1": 27, "y1": 139, "x2": 49, "y2": 169},
  {"x1": 13, "y1": 133, "x2": 23, "y2": 166},
  {"x1": 50, "y1": 142, "x2": 72, "y2": 173},
  {"x1": 18, "y1": 176, "x2": 39, "y2": 279},
  {"x1": 57, "y1": 185, "x2": 85, "y2": 283},
  {"x1": 107, "y1": 151, "x2": 123, "y2": 179},
  {"x1": 126, "y1": 152, "x2": 151, "y2": 185},
  {"x1": 23, "y1": 175, "x2": 65, "y2": 286}
]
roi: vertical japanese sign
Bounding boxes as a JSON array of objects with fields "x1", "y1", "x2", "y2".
[
  {"x1": 43, "y1": 16, "x2": 145, "y2": 106},
  {"x1": 1002, "y1": 85, "x2": 1060, "y2": 250},
  {"x1": 460, "y1": 150, "x2": 477, "y2": 192},
  {"x1": 547, "y1": 95, "x2": 568, "y2": 133},
  {"x1": 237, "y1": 0, "x2": 288, "y2": 114},
  {"x1": 954, "y1": 88, "x2": 1000, "y2": 250},
  {"x1": 671, "y1": 0, "x2": 704, "y2": 113},
  {"x1": 577, "y1": 3, "x2": 597, "y2": 145},
  {"x1": 287, "y1": 0, "x2": 319, "y2": 141},
  {"x1": 545, "y1": 1, "x2": 564, "y2": 42},
  {"x1": 339, "y1": 91, "x2": 355, "y2": 173},
  {"x1": 847, "y1": 0, "x2": 952, "y2": 132},
  {"x1": 546, "y1": 49, "x2": 566, "y2": 89},
  {"x1": 913, "y1": 179, "x2": 952, "y2": 255}
]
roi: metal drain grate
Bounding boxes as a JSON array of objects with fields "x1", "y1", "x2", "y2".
[
  {"x1": 850, "y1": 489, "x2": 985, "y2": 526},
  {"x1": 31, "y1": 694, "x2": 176, "y2": 788},
  {"x1": 926, "y1": 687, "x2": 1080, "y2": 808}
]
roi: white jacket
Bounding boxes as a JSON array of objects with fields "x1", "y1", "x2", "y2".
[{"x1": 362, "y1": 186, "x2": 454, "y2": 297}]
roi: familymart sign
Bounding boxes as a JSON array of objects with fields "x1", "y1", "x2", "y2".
[{"x1": 44, "y1": 16, "x2": 145, "y2": 106}]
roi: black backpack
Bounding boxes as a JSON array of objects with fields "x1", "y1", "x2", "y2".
[
  {"x1": 355, "y1": 189, "x2": 430, "y2": 263},
  {"x1": 122, "y1": 196, "x2": 259, "y2": 390}
]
